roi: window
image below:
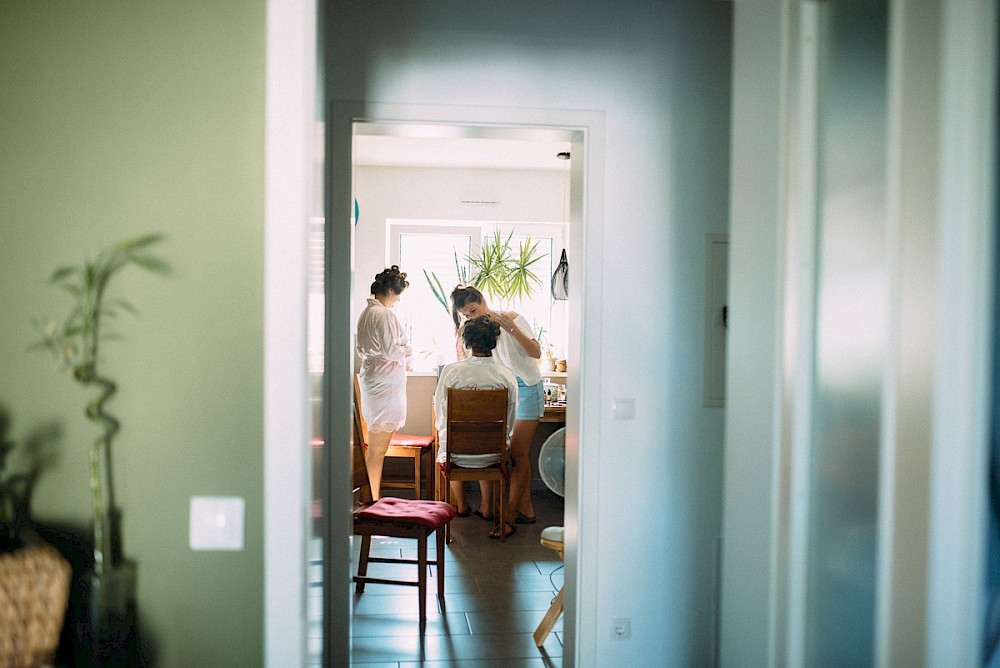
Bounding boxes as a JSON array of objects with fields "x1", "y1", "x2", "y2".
[
  {"x1": 390, "y1": 220, "x2": 567, "y2": 372},
  {"x1": 397, "y1": 231, "x2": 472, "y2": 370}
]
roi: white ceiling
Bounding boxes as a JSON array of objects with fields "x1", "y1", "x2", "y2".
[{"x1": 353, "y1": 134, "x2": 572, "y2": 171}]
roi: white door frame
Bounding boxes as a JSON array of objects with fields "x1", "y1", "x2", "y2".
[
  {"x1": 325, "y1": 101, "x2": 605, "y2": 666},
  {"x1": 263, "y1": 0, "x2": 317, "y2": 665}
]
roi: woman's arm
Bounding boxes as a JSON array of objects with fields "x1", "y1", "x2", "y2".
[{"x1": 492, "y1": 312, "x2": 541, "y2": 359}]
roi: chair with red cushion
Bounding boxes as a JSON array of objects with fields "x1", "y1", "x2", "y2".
[
  {"x1": 354, "y1": 374, "x2": 435, "y2": 498},
  {"x1": 351, "y1": 386, "x2": 456, "y2": 631}
]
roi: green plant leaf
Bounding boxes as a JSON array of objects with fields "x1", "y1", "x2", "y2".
[
  {"x1": 452, "y1": 250, "x2": 470, "y2": 286},
  {"x1": 423, "y1": 269, "x2": 451, "y2": 316},
  {"x1": 506, "y1": 236, "x2": 546, "y2": 301},
  {"x1": 56, "y1": 283, "x2": 83, "y2": 298},
  {"x1": 467, "y1": 229, "x2": 515, "y2": 300},
  {"x1": 128, "y1": 255, "x2": 170, "y2": 274},
  {"x1": 48, "y1": 266, "x2": 79, "y2": 284},
  {"x1": 462, "y1": 228, "x2": 549, "y2": 303},
  {"x1": 108, "y1": 299, "x2": 138, "y2": 317},
  {"x1": 114, "y1": 232, "x2": 166, "y2": 251}
]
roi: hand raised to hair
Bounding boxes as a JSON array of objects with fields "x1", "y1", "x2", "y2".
[{"x1": 490, "y1": 311, "x2": 517, "y2": 334}]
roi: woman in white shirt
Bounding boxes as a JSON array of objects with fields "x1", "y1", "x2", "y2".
[
  {"x1": 435, "y1": 315, "x2": 518, "y2": 535},
  {"x1": 356, "y1": 265, "x2": 411, "y2": 499},
  {"x1": 450, "y1": 286, "x2": 543, "y2": 532}
]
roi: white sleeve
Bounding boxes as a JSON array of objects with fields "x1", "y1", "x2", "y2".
[
  {"x1": 434, "y1": 368, "x2": 451, "y2": 456},
  {"x1": 376, "y1": 309, "x2": 408, "y2": 362},
  {"x1": 507, "y1": 376, "x2": 518, "y2": 438},
  {"x1": 513, "y1": 313, "x2": 533, "y2": 338}
]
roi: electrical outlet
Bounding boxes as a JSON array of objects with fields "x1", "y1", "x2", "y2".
[{"x1": 611, "y1": 617, "x2": 631, "y2": 640}]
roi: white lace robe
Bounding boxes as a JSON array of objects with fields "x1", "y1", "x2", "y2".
[{"x1": 356, "y1": 298, "x2": 410, "y2": 433}]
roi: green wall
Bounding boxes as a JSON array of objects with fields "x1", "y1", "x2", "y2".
[{"x1": 0, "y1": 1, "x2": 266, "y2": 665}]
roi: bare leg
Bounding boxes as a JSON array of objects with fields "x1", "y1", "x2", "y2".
[
  {"x1": 366, "y1": 431, "x2": 394, "y2": 500},
  {"x1": 507, "y1": 419, "x2": 539, "y2": 521},
  {"x1": 448, "y1": 480, "x2": 468, "y2": 513},
  {"x1": 478, "y1": 481, "x2": 494, "y2": 518}
]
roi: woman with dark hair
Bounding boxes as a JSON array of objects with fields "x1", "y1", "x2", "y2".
[
  {"x1": 356, "y1": 265, "x2": 411, "y2": 499},
  {"x1": 435, "y1": 315, "x2": 518, "y2": 535},
  {"x1": 450, "y1": 285, "x2": 543, "y2": 536}
]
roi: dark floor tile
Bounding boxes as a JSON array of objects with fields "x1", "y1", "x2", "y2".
[
  {"x1": 353, "y1": 612, "x2": 471, "y2": 638},
  {"x1": 442, "y1": 545, "x2": 544, "y2": 567},
  {"x1": 353, "y1": 585, "x2": 444, "y2": 615},
  {"x1": 352, "y1": 630, "x2": 562, "y2": 664},
  {"x1": 474, "y1": 572, "x2": 558, "y2": 593},
  {"x1": 351, "y1": 550, "x2": 410, "y2": 564},
  {"x1": 465, "y1": 609, "x2": 562, "y2": 636},
  {"x1": 352, "y1": 561, "x2": 436, "y2": 582},
  {"x1": 532, "y1": 565, "x2": 565, "y2": 589},
  {"x1": 399, "y1": 659, "x2": 560, "y2": 668},
  {"x1": 436, "y1": 590, "x2": 558, "y2": 614},
  {"x1": 440, "y1": 575, "x2": 481, "y2": 594},
  {"x1": 443, "y1": 559, "x2": 546, "y2": 578}
]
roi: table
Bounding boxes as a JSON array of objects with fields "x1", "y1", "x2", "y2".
[{"x1": 541, "y1": 404, "x2": 566, "y2": 424}]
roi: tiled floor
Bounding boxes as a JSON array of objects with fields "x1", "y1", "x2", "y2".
[{"x1": 335, "y1": 483, "x2": 565, "y2": 667}]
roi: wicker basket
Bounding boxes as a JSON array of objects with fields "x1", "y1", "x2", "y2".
[{"x1": 0, "y1": 540, "x2": 71, "y2": 668}]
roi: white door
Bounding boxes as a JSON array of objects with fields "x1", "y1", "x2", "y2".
[{"x1": 722, "y1": 1, "x2": 998, "y2": 666}]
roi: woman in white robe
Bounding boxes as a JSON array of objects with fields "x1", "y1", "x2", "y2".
[{"x1": 356, "y1": 265, "x2": 410, "y2": 499}]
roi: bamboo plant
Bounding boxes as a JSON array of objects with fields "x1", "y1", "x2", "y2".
[{"x1": 35, "y1": 233, "x2": 168, "y2": 620}]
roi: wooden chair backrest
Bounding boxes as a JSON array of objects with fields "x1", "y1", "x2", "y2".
[
  {"x1": 445, "y1": 388, "x2": 508, "y2": 459},
  {"x1": 351, "y1": 376, "x2": 373, "y2": 501},
  {"x1": 353, "y1": 374, "x2": 370, "y2": 445}
]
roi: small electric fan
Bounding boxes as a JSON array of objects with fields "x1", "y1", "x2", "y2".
[{"x1": 538, "y1": 427, "x2": 566, "y2": 497}]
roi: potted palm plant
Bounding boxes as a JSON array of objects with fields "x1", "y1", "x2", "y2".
[
  {"x1": 35, "y1": 233, "x2": 168, "y2": 657},
  {"x1": 425, "y1": 228, "x2": 547, "y2": 314},
  {"x1": 424, "y1": 229, "x2": 547, "y2": 361}
]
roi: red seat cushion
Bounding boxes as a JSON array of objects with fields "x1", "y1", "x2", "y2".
[
  {"x1": 355, "y1": 497, "x2": 456, "y2": 529},
  {"x1": 390, "y1": 434, "x2": 434, "y2": 448}
]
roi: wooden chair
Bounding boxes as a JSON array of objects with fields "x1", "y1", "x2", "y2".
[
  {"x1": 441, "y1": 387, "x2": 511, "y2": 542},
  {"x1": 351, "y1": 391, "x2": 456, "y2": 632},
  {"x1": 354, "y1": 374, "x2": 434, "y2": 499},
  {"x1": 533, "y1": 525, "x2": 565, "y2": 646}
]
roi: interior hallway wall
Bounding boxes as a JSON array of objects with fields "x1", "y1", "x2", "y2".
[
  {"x1": 326, "y1": 1, "x2": 733, "y2": 663},
  {"x1": 0, "y1": 2, "x2": 266, "y2": 665}
]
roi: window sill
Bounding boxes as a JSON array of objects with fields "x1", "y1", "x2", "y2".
[
  {"x1": 407, "y1": 369, "x2": 568, "y2": 378},
  {"x1": 407, "y1": 370, "x2": 440, "y2": 378}
]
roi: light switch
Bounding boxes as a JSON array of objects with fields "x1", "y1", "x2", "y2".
[
  {"x1": 190, "y1": 496, "x2": 245, "y2": 551},
  {"x1": 613, "y1": 398, "x2": 635, "y2": 420}
]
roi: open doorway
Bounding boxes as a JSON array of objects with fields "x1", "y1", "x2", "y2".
[{"x1": 314, "y1": 113, "x2": 591, "y2": 664}]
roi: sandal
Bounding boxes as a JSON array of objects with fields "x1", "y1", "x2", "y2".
[
  {"x1": 514, "y1": 512, "x2": 537, "y2": 524},
  {"x1": 473, "y1": 508, "x2": 493, "y2": 521},
  {"x1": 455, "y1": 506, "x2": 471, "y2": 517},
  {"x1": 489, "y1": 521, "x2": 517, "y2": 540}
]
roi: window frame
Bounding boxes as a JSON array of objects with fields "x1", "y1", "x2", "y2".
[{"x1": 388, "y1": 218, "x2": 567, "y2": 373}]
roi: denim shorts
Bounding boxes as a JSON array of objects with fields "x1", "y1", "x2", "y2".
[{"x1": 516, "y1": 378, "x2": 545, "y2": 421}]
